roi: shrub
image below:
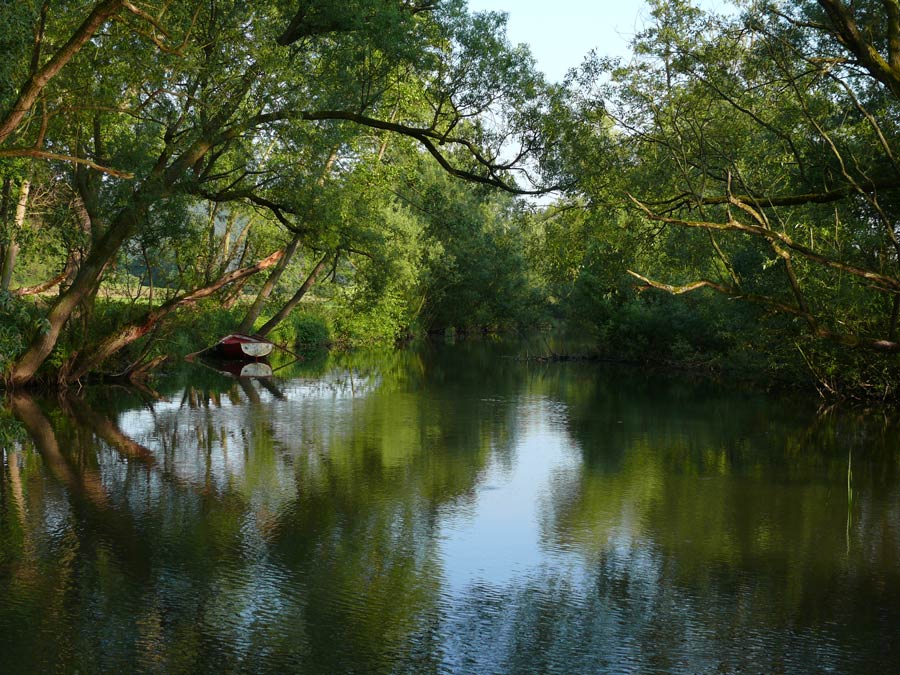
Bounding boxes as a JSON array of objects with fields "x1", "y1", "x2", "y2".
[
  {"x1": 0, "y1": 291, "x2": 46, "y2": 377},
  {"x1": 269, "y1": 311, "x2": 331, "y2": 351}
]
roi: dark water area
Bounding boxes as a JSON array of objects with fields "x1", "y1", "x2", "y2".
[{"x1": 1, "y1": 339, "x2": 899, "y2": 674}]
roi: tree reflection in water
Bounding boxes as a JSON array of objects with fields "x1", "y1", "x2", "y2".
[{"x1": 1, "y1": 341, "x2": 898, "y2": 674}]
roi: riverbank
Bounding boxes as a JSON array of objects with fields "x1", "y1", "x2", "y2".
[{"x1": 3, "y1": 289, "x2": 898, "y2": 405}]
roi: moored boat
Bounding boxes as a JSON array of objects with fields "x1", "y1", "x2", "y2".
[{"x1": 211, "y1": 333, "x2": 274, "y2": 359}]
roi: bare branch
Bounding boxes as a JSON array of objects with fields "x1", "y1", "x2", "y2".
[
  {"x1": 11, "y1": 271, "x2": 67, "y2": 297},
  {"x1": 628, "y1": 195, "x2": 900, "y2": 293},
  {"x1": 300, "y1": 110, "x2": 560, "y2": 194},
  {"x1": 627, "y1": 270, "x2": 900, "y2": 353},
  {"x1": 0, "y1": 148, "x2": 134, "y2": 178}
]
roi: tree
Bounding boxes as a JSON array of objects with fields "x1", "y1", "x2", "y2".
[
  {"x1": 394, "y1": 158, "x2": 539, "y2": 332},
  {"x1": 563, "y1": 0, "x2": 900, "y2": 393},
  {"x1": 0, "y1": 0, "x2": 565, "y2": 387}
]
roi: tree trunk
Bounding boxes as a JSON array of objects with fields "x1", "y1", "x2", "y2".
[
  {"x1": 890, "y1": 295, "x2": 900, "y2": 341},
  {"x1": 238, "y1": 150, "x2": 337, "y2": 332},
  {"x1": 1, "y1": 240, "x2": 18, "y2": 292},
  {"x1": 7, "y1": 203, "x2": 145, "y2": 387},
  {"x1": 256, "y1": 252, "x2": 331, "y2": 337},
  {"x1": 68, "y1": 249, "x2": 284, "y2": 380},
  {"x1": 1, "y1": 180, "x2": 30, "y2": 291},
  {"x1": 0, "y1": 0, "x2": 124, "y2": 144},
  {"x1": 0, "y1": 178, "x2": 11, "y2": 285},
  {"x1": 238, "y1": 231, "x2": 302, "y2": 332}
]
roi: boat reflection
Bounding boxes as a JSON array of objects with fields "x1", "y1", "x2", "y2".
[{"x1": 201, "y1": 357, "x2": 273, "y2": 378}]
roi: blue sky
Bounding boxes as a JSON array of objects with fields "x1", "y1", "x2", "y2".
[{"x1": 465, "y1": 0, "x2": 737, "y2": 82}]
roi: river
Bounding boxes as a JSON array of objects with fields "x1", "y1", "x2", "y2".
[{"x1": 1, "y1": 339, "x2": 898, "y2": 674}]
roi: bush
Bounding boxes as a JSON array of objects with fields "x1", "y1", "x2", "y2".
[
  {"x1": 332, "y1": 286, "x2": 411, "y2": 347},
  {"x1": 592, "y1": 293, "x2": 739, "y2": 366},
  {"x1": 269, "y1": 311, "x2": 331, "y2": 351},
  {"x1": 292, "y1": 313, "x2": 330, "y2": 350},
  {"x1": 0, "y1": 291, "x2": 46, "y2": 377}
]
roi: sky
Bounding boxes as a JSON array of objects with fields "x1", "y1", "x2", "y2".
[{"x1": 464, "y1": 0, "x2": 737, "y2": 82}]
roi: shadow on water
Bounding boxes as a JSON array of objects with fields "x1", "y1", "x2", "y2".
[{"x1": 1, "y1": 339, "x2": 899, "y2": 674}]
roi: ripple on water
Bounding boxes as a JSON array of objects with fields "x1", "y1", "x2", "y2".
[{"x1": 4, "y1": 344, "x2": 900, "y2": 674}]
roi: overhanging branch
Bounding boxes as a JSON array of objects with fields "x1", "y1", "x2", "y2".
[
  {"x1": 629, "y1": 195, "x2": 900, "y2": 293},
  {"x1": 0, "y1": 148, "x2": 134, "y2": 178},
  {"x1": 300, "y1": 110, "x2": 560, "y2": 194},
  {"x1": 627, "y1": 270, "x2": 900, "y2": 353},
  {"x1": 646, "y1": 177, "x2": 900, "y2": 212}
]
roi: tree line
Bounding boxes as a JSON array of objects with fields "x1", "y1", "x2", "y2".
[{"x1": 1, "y1": 0, "x2": 898, "y2": 399}]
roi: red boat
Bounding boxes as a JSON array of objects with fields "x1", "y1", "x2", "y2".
[{"x1": 211, "y1": 333, "x2": 274, "y2": 359}]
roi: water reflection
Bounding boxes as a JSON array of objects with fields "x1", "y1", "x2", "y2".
[{"x1": 1, "y1": 341, "x2": 899, "y2": 674}]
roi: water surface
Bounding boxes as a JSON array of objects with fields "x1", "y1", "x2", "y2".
[{"x1": 1, "y1": 340, "x2": 898, "y2": 674}]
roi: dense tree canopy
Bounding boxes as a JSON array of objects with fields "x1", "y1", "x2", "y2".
[
  {"x1": 0, "y1": 0, "x2": 566, "y2": 386},
  {"x1": 542, "y1": 0, "x2": 900, "y2": 397},
  {"x1": 1, "y1": 0, "x2": 899, "y2": 399}
]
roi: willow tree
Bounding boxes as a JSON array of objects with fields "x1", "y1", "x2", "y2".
[
  {"x1": 569, "y1": 0, "x2": 900, "y2": 394},
  {"x1": 0, "y1": 0, "x2": 566, "y2": 387}
]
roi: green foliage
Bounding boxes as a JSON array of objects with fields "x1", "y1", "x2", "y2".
[
  {"x1": 332, "y1": 285, "x2": 413, "y2": 347},
  {"x1": 594, "y1": 293, "x2": 742, "y2": 363},
  {"x1": 291, "y1": 313, "x2": 332, "y2": 351},
  {"x1": 0, "y1": 2, "x2": 35, "y2": 113},
  {"x1": 5, "y1": 0, "x2": 898, "y2": 403},
  {"x1": 399, "y1": 160, "x2": 547, "y2": 333},
  {"x1": 539, "y1": 0, "x2": 900, "y2": 400},
  {"x1": 269, "y1": 310, "x2": 332, "y2": 351},
  {"x1": 0, "y1": 292, "x2": 46, "y2": 377},
  {"x1": 0, "y1": 0, "x2": 567, "y2": 385}
]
